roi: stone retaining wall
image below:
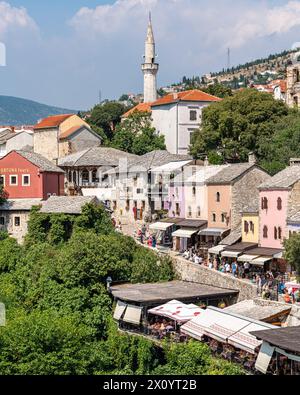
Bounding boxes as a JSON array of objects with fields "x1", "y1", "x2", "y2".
[{"x1": 171, "y1": 253, "x2": 257, "y2": 302}]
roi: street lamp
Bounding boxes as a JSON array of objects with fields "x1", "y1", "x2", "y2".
[{"x1": 106, "y1": 276, "x2": 112, "y2": 293}]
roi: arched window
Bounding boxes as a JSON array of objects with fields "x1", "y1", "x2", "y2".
[
  {"x1": 263, "y1": 226, "x2": 268, "y2": 238},
  {"x1": 197, "y1": 206, "x2": 201, "y2": 217},
  {"x1": 278, "y1": 227, "x2": 282, "y2": 240},
  {"x1": 192, "y1": 186, "x2": 196, "y2": 196},
  {"x1": 277, "y1": 197, "x2": 282, "y2": 210},
  {"x1": 274, "y1": 227, "x2": 278, "y2": 240},
  {"x1": 244, "y1": 221, "x2": 249, "y2": 233},
  {"x1": 221, "y1": 213, "x2": 226, "y2": 223},
  {"x1": 188, "y1": 206, "x2": 192, "y2": 217},
  {"x1": 261, "y1": 197, "x2": 268, "y2": 210},
  {"x1": 82, "y1": 169, "x2": 89, "y2": 183},
  {"x1": 212, "y1": 213, "x2": 216, "y2": 222},
  {"x1": 92, "y1": 169, "x2": 98, "y2": 183},
  {"x1": 68, "y1": 171, "x2": 72, "y2": 182},
  {"x1": 216, "y1": 192, "x2": 221, "y2": 202},
  {"x1": 250, "y1": 221, "x2": 254, "y2": 233}
]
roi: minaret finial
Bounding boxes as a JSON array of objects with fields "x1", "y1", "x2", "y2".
[{"x1": 149, "y1": 11, "x2": 152, "y2": 23}]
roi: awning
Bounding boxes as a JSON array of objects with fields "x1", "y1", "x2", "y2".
[
  {"x1": 180, "y1": 320, "x2": 205, "y2": 341},
  {"x1": 113, "y1": 300, "x2": 127, "y2": 321},
  {"x1": 228, "y1": 323, "x2": 264, "y2": 354},
  {"x1": 199, "y1": 228, "x2": 228, "y2": 237},
  {"x1": 251, "y1": 256, "x2": 272, "y2": 266},
  {"x1": 148, "y1": 300, "x2": 203, "y2": 324},
  {"x1": 237, "y1": 254, "x2": 259, "y2": 263},
  {"x1": 221, "y1": 250, "x2": 241, "y2": 258},
  {"x1": 255, "y1": 342, "x2": 275, "y2": 374},
  {"x1": 274, "y1": 251, "x2": 283, "y2": 259},
  {"x1": 122, "y1": 305, "x2": 143, "y2": 325},
  {"x1": 177, "y1": 220, "x2": 207, "y2": 229},
  {"x1": 149, "y1": 222, "x2": 173, "y2": 231},
  {"x1": 208, "y1": 245, "x2": 227, "y2": 255},
  {"x1": 172, "y1": 228, "x2": 197, "y2": 238}
]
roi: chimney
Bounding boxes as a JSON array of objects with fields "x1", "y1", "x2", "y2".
[
  {"x1": 248, "y1": 152, "x2": 256, "y2": 165},
  {"x1": 290, "y1": 158, "x2": 300, "y2": 166},
  {"x1": 11, "y1": 126, "x2": 15, "y2": 133}
]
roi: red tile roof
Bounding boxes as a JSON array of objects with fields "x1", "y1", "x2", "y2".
[
  {"x1": 151, "y1": 89, "x2": 222, "y2": 107},
  {"x1": 34, "y1": 114, "x2": 74, "y2": 130},
  {"x1": 122, "y1": 103, "x2": 152, "y2": 118}
]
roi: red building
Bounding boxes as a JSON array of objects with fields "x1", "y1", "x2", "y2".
[{"x1": 0, "y1": 150, "x2": 65, "y2": 200}]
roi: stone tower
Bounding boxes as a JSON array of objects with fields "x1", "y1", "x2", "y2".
[
  {"x1": 142, "y1": 13, "x2": 159, "y2": 103},
  {"x1": 286, "y1": 63, "x2": 300, "y2": 108}
]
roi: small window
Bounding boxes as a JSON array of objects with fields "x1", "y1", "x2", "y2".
[
  {"x1": 14, "y1": 217, "x2": 20, "y2": 227},
  {"x1": 188, "y1": 206, "x2": 192, "y2": 218},
  {"x1": 277, "y1": 197, "x2": 282, "y2": 211},
  {"x1": 197, "y1": 206, "x2": 201, "y2": 218},
  {"x1": 126, "y1": 200, "x2": 130, "y2": 211},
  {"x1": 113, "y1": 201, "x2": 117, "y2": 210},
  {"x1": 0, "y1": 175, "x2": 5, "y2": 186},
  {"x1": 278, "y1": 227, "x2": 282, "y2": 240},
  {"x1": 212, "y1": 213, "x2": 216, "y2": 222},
  {"x1": 263, "y1": 225, "x2": 268, "y2": 238},
  {"x1": 22, "y1": 174, "x2": 30, "y2": 186},
  {"x1": 221, "y1": 213, "x2": 226, "y2": 223},
  {"x1": 0, "y1": 217, "x2": 4, "y2": 225},
  {"x1": 192, "y1": 186, "x2": 196, "y2": 196},
  {"x1": 136, "y1": 188, "x2": 143, "y2": 194},
  {"x1": 176, "y1": 203, "x2": 180, "y2": 215},
  {"x1": 244, "y1": 221, "x2": 249, "y2": 233},
  {"x1": 9, "y1": 175, "x2": 18, "y2": 186},
  {"x1": 274, "y1": 227, "x2": 278, "y2": 240},
  {"x1": 250, "y1": 221, "x2": 254, "y2": 233},
  {"x1": 190, "y1": 110, "x2": 197, "y2": 121},
  {"x1": 216, "y1": 192, "x2": 220, "y2": 203}
]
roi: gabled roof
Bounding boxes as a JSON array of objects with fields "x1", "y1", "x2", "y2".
[
  {"x1": 206, "y1": 163, "x2": 258, "y2": 185},
  {"x1": 58, "y1": 147, "x2": 138, "y2": 168},
  {"x1": 259, "y1": 165, "x2": 300, "y2": 190},
  {"x1": 12, "y1": 150, "x2": 64, "y2": 173},
  {"x1": 59, "y1": 124, "x2": 102, "y2": 141},
  {"x1": 40, "y1": 196, "x2": 99, "y2": 214},
  {"x1": 34, "y1": 114, "x2": 74, "y2": 130},
  {"x1": 0, "y1": 198, "x2": 43, "y2": 211},
  {"x1": 151, "y1": 89, "x2": 221, "y2": 107},
  {"x1": 122, "y1": 103, "x2": 152, "y2": 119}
]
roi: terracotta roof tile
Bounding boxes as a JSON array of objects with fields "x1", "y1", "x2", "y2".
[
  {"x1": 122, "y1": 103, "x2": 152, "y2": 118},
  {"x1": 34, "y1": 114, "x2": 74, "y2": 130},
  {"x1": 151, "y1": 89, "x2": 221, "y2": 107}
]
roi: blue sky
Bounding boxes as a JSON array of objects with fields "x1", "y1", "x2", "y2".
[{"x1": 1, "y1": 0, "x2": 300, "y2": 110}]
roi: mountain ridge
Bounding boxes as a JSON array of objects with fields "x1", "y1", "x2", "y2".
[{"x1": 0, "y1": 95, "x2": 77, "y2": 126}]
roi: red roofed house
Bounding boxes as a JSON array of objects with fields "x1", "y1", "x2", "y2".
[
  {"x1": 34, "y1": 114, "x2": 102, "y2": 163},
  {"x1": 122, "y1": 90, "x2": 221, "y2": 155}
]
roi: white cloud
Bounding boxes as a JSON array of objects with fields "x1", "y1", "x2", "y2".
[{"x1": 0, "y1": 1, "x2": 38, "y2": 39}]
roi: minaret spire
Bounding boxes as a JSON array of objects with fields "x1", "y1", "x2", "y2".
[{"x1": 142, "y1": 13, "x2": 159, "y2": 103}]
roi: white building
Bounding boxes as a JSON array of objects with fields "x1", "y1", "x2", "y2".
[
  {"x1": 0, "y1": 129, "x2": 33, "y2": 157},
  {"x1": 151, "y1": 90, "x2": 221, "y2": 155}
]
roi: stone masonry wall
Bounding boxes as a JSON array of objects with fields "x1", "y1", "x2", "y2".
[
  {"x1": 231, "y1": 167, "x2": 271, "y2": 231},
  {"x1": 288, "y1": 180, "x2": 300, "y2": 218},
  {"x1": 171, "y1": 253, "x2": 257, "y2": 302}
]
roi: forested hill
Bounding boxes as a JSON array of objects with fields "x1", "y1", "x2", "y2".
[{"x1": 0, "y1": 96, "x2": 77, "y2": 125}]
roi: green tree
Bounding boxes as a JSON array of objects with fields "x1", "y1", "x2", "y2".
[
  {"x1": 189, "y1": 89, "x2": 289, "y2": 163},
  {"x1": 112, "y1": 111, "x2": 166, "y2": 155},
  {"x1": 284, "y1": 233, "x2": 300, "y2": 281},
  {"x1": 88, "y1": 102, "x2": 127, "y2": 140},
  {"x1": 203, "y1": 83, "x2": 233, "y2": 98}
]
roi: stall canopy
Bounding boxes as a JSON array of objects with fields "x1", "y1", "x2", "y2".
[
  {"x1": 251, "y1": 257, "x2": 272, "y2": 266},
  {"x1": 172, "y1": 228, "x2": 197, "y2": 238},
  {"x1": 221, "y1": 250, "x2": 241, "y2": 258},
  {"x1": 208, "y1": 245, "x2": 227, "y2": 255},
  {"x1": 113, "y1": 300, "x2": 127, "y2": 321},
  {"x1": 122, "y1": 305, "x2": 143, "y2": 325},
  {"x1": 199, "y1": 228, "x2": 228, "y2": 237},
  {"x1": 180, "y1": 307, "x2": 275, "y2": 354},
  {"x1": 177, "y1": 220, "x2": 207, "y2": 229},
  {"x1": 149, "y1": 222, "x2": 173, "y2": 231},
  {"x1": 237, "y1": 255, "x2": 259, "y2": 263},
  {"x1": 148, "y1": 300, "x2": 203, "y2": 324}
]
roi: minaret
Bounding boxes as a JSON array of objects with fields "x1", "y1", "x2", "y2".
[{"x1": 142, "y1": 13, "x2": 159, "y2": 103}]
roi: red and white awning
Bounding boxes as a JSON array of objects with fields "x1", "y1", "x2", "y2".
[{"x1": 148, "y1": 300, "x2": 203, "y2": 323}]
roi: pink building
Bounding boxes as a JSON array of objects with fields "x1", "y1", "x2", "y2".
[{"x1": 259, "y1": 161, "x2": 300, "y2": 249}]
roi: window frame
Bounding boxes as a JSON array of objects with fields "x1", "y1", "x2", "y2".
[
  {"x1": 189, "y1": 110, "x2": 197, "y2": 121},
  {"x1": 0, "y1": 175, "x2": 5, "y2": 187},
  {"x1": 22, "y1": 174, "x2": 30, "y2": 187},
  {"x1": 14, "y1": 216, "x2": 21, "y2": 227},
  {"x1": 9, "y1": 175, "x2": 18, "y2": 186}
]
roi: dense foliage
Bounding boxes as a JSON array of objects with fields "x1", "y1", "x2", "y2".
[
  {"x1": 189, "y1": 89, "x2": 291, "y2": 171},
  {"x1": 284, "y1": 234, "x2": 300, "y2": 282},
  {"x1": 0, "y1": 203, "x2": 243, "y2": 375},
  {"x1": 203, "y1": 83, "x2": 233, "y2": 99},
  {"x1": 111, "y1": 111, "x2": 166, "y2": 155}
]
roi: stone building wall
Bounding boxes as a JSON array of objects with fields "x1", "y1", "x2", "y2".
[
  {"x1": 33, "y1": 128, "x2": 58, "y2": 163},
  {"x1": 286, "y1": 64, "x2": 300, "y2": 109},
  {"x1": 231, "y1": 167, "x2": 271, "y2": 231},
  {"x1": 0, "y1": 210, "x2": 30, "y2": 244},
  {"x1": 287, "y1": 180, "x2": 300, "y2": 218}
]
